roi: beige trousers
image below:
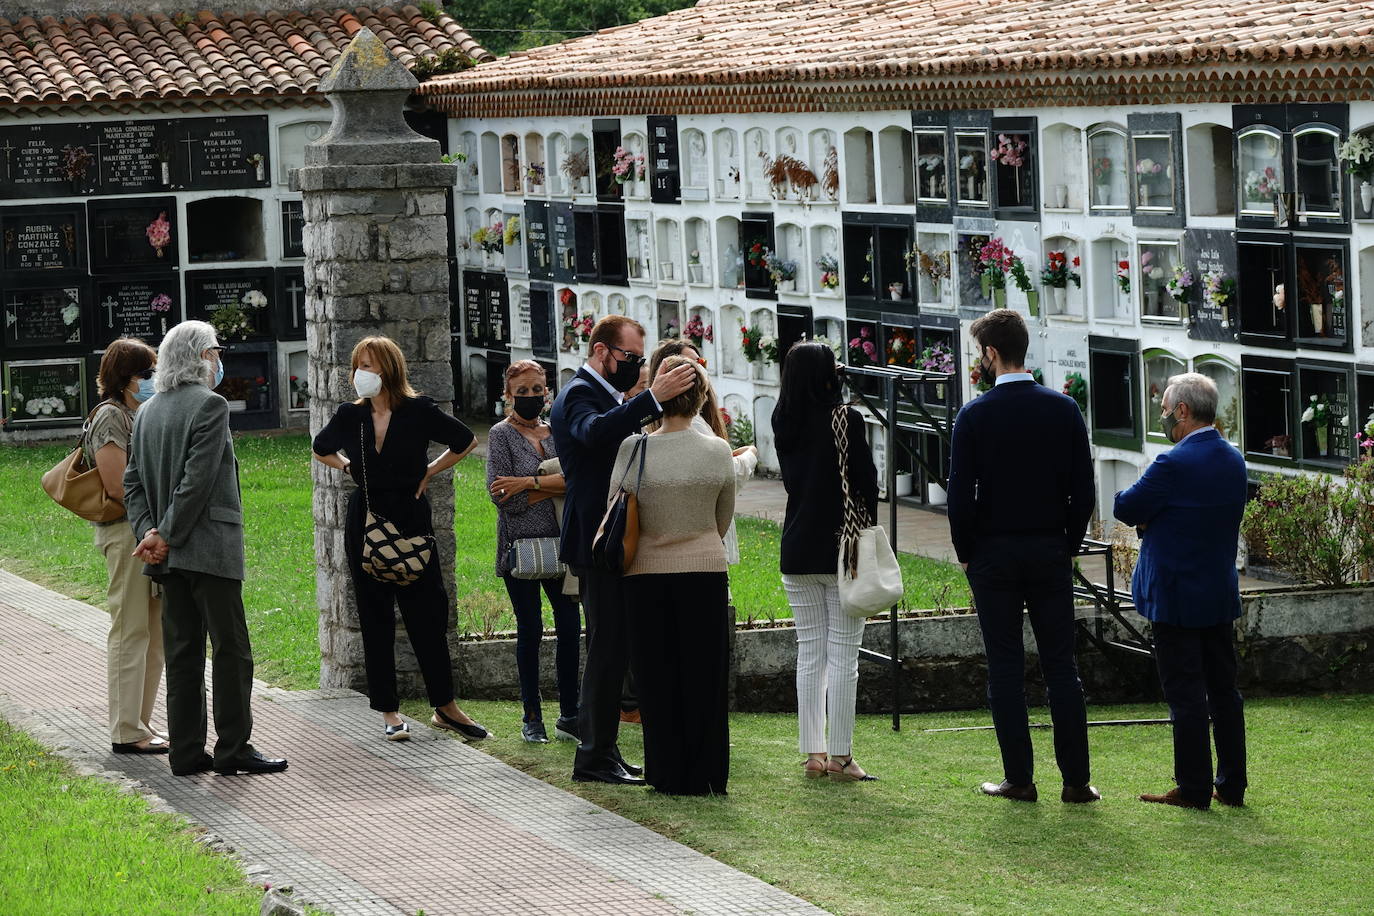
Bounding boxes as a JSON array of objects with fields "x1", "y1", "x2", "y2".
[{"x1": 94, "y1": 522, "x2": 164, "y2": 744}]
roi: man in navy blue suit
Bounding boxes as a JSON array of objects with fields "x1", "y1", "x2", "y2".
[
  {"x1": 550, "y1": 315, "x2": 695, "y2": 785},
  {"x1": 1115, "y1": 372, "x2": 1249, "y2": 810},
  {"x1": 947, "y1": 309, "x2": 1098, "y2": 803}
]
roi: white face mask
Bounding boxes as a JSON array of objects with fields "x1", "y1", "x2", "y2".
[{"x1": 353, "y1": 368, "x2": 383, "y2": 399}]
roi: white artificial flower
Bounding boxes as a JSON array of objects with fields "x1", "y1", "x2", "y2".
[{"x1": 61, "y1": 304, "x2": 80, "y2": 325}]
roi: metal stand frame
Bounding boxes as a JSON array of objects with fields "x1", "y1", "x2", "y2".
[{"x1": 841, "y1": 363, "x2": 956, "y2": 732}]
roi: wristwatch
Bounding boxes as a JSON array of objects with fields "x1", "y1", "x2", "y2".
[{"x1": 532, "y1": 475, "x2": 542, "y2": 491}]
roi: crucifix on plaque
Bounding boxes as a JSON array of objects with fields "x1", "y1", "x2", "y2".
[
  {"x1": 284, "y1": 276, "x2": 305, "y2": 329},
  {"x1": 179, "y1": 135, "x2": 201, "y2": 183},
  {"x1": 0, "y1": 139, "x2": 16, "y2": 182},
  {"x1": 102, "y1": 295, "x2": 118, "y2": 328},
  {"x1": 6, "y1": 297, "x2": 23, "y2": 328},
  {"x1": 88, "y1": 136, "x2": 108, "y2": 186},
  {"x1": 95, "y1": 221, "x2": 117, "y2": 258}
]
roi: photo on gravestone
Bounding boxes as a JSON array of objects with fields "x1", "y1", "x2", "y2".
[
  {"x1": 2, "y1": 357, "x2": 86, "y2": 427},
  {"x1": 280, "y1": 200, "x2": 305, "y2": 260},
  {"x1": 1184, "y1": 228, "x2": 1238, "y2": 342},
  {"x1": 91, "y1": 120, "x2": 175, "y2": 195},
  {"x1": 0, "y1": 206, "x2": 85, "y2": 274},
  {"x1": 87, "y1": 198, "x2": 178, "y2": 272},
  {"x1": 0, "y1": 123, "x2": 96, "y2": 199},
  {"x1": 274, "y1": 267, "x2": 307, "y2": 342},
  {"x1": 171, "y1": 116, "x2": 270, "y2": 191},
  {"x1": 2, "y1": 284, "x2": 86, "y2": 351},
  {"x1": 186, "y1": 269, "x2": 274, "y2": 343},
  {"x1": 94, "y1": 276, "x2": 180, "y2": 344}
]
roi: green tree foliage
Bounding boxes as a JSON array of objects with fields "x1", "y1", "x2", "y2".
[{"x1": 448, "y1": 0, "x2": 696, "y2": 57}]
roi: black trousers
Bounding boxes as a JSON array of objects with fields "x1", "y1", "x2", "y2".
[
  {"x1": 573, "y1": 566, "x2": 632, "y2": 773},
  {"x1": 625, "y1": 572, "x2": 730, "y2": 795},
  {"x1": 501, "y1": 575, "x2": 581, "y2": 722},
  {"x1": 347, "y1": 491, "x2": 455, "y2": 713},
  {"x1": 966, "y1": 534, "x2": 1090, "y2": 788},
  {"x1": 160, "y1": 569, "x2": 255, "y2": 772},
  {"x1": 1152, "y1": 619, "x2": 1248, "y2": 806}
]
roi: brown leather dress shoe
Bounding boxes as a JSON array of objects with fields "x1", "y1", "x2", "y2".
[
  {"x1": 1061, "y1": 784, "x2": 1101, "y2": 803},
  {"x1": 1212, "y1": 789, "x2": 1245, "y2": 807},
  {"x1": 980, "y1": 780, "x2": 1038, "y2": 802},
  {"x1": 1140, "y1": 787, "x2": 1208, "y2": 809}
]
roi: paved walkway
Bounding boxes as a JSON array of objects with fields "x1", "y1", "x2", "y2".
[{"x1": 0, "y1": 569, "x2": 826, "y2": 916}]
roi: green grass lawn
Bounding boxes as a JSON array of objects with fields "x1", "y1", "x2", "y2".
[
  {"x1": 0, "y1": 718, "x2": 263, "y2": 916},
  {"x1": 0, "y1": 433, "x2": 969, "y2": 690},
  {"x1": 403, "y1": 694, "x2": 1374, "y2": 916}
]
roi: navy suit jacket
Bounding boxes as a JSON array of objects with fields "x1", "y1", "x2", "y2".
[
  {"x1": 549, "y1": 367, "x2": 662, "y2": 570},
  {"x1": 946, "y1": 380, "x2": 1095, "y2": 564},
  {"x1": 1113, "y1": 427, "x2": 1247, "y2": 627}
]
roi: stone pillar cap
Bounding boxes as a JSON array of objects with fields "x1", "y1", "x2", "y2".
[{"x1": 319, "y1": 27, "x2": 418, "y2": 94}]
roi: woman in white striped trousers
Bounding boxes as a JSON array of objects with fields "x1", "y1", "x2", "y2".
[{"x1": 772, "y1": 342, "x2": 880, "y2": 781}]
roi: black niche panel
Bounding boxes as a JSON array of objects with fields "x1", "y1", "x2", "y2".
[
  {"x1": 0, "y1": 205, "x2": 85, "y2": 274},
  {"x1": 529, "y1": 282, "x2": 556, "y2": 359},
  {"x1": 92, "y1": 120, "x2": 175, "y2": 195},
  {"x1": 171, "y1": 116, "x2": 270, "y2": 191},
  {"x1": 1184, "y1": 228, "x2": 1239, "y2": 342},
  {"x1": 549, "y1": 202, "x2": 575, "y2": 283},
  {"x1": 462, "y1": 270, "x2": 510, "y2": 351},
  {"x1": 94, "y1": 275, "x2": 181, "y2": 344},
  {"x1": 185, "y1": 269, "x2": 275, "y2": 343},
  {"x1": 648, "y1": 115, "x2": 681, "y2": 204},
  {"x1": 280, "y1": 200, "x2": 305, "y2": 260},
  {"x1": 2, "y1": 357, "x2": 88, "y2": 428},
  {"x1": 0, "y1": 123, "x2": 96, "y2": 198},
  {"x1": 3, "y1": 282, "x2": 89, "y2": 351},
  {"x1": 525, "y1": 200, "x2": 552, "y2": 282},
  {"x1": 274, "y1": 267, "x2": 307, "y2": 342},
  {"x1": 87, "y1": 198, "x2": 178, "y2": 272}
]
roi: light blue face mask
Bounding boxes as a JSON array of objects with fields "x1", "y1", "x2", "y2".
[
  {"x1": 212, "y1": 356, "x2": 225, "y2": 389},
  {"x1": 133, "y1": 376, "x2": 156, "y2": 403}
]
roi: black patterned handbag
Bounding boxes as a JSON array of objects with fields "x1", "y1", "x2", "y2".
[
  {"x1": 359, "y1": 424, "x2": 434, "y2": 586},
  {"x1": 507, "y1": 537, "x2": 566, "y2": 580}
]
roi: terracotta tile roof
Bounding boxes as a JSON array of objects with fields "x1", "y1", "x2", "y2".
[
  {"x1": 417, "y1": 0, "x2": 1374, "y2": 116},
  {"x1": 0, "y1": 6, "x2": 491, "y2": 110}
]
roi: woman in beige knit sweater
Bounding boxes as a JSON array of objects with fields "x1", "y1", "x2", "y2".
[{"x1": 609, "y1": 355, "x2": 735, "y2": 795}]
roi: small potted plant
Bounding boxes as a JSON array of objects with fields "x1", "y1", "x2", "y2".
[
  {"x1": 561, "y1": 149, "x2": 590, "y2": 195},
  {"x1": 847, "y1": 326, "x2": 878, "y2": 367},
  {"x1": 988, "y1": 133, "x2": 1028, "y2": 204},
  {"x1": 611, "y1": 146, "x2": 647, "y2": 194},
  {"x1": 1091, "y1": 156, "x2": 1114, "y2": 205},
  {"x1": 767, "y1": 254, "x2": 799, "y2": 292},
  {"x1": 1116, "y1": 259, "x2": 1131, "y2": 295},
  {"x1": 687, "y1": 249, "x2": 704, "y2": 284},
  {"x1": 919, "y1": 341, "x2": 955, "y2": 400},
  {"x1": 1338, "y1": 132, "x2": 1374, "y2": 214},
  {"x1": 149, "y1": 292, "x2": 173, "y2": 335},
  {"x1": 684, "y1": 314, "x2": 713, "y2": 350},
  {"x1": 1040, "y1": 250, "x2": 1081, "y2": 314},
  {"x1": 525, "y1": 162, "x2": 545, "y2": 192},
  {"x1": 1166, "y1": 264, "x2": 1195, "y2": 320},
  {"x1": 1135, "y1": 157, "x2": 1164, "y2": 207},
  {"x1": 976, "y1": 237, "x2": 1036, "y2": 312},
  {"x1": 887, "y1": 281, "x2": 906, "y2": 301},
  {"x1": 1301, "y1": 395, "x2": 1345, "y2": 457},
  {"x1": 146, "y1": 212, "x2": 172, "y2": 258},
  {"x1": 290, "y1": 374, "x2": 308, "y2": 410},
  {"x1": 816, "y1": 253, "x2": 840, "y2": 291}
]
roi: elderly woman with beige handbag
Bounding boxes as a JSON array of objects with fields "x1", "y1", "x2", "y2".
[
  {"x1": 75, "y1": 338, "x2": 168, "y2": 754},
  {"x1": 486, "y1": 359, "x2": 581, "y2": 745}
]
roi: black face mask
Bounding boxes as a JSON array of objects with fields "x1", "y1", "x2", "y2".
[
  {"x1": 607, "y1": 354, "x2": 643, "y2": 392},
  {"x1": 513, "y1": 395, "x2": 544, "y2": 421},
  {"x1": 979, "y1": 355, "x2": 997, "y2": 385}
]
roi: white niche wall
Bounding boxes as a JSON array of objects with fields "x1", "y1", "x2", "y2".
[
  {"x1": 775, "y1": 222, "x2": 807, "y2": 294},
  {"x1": 744, "y1": 128, "x2": 770, "y2": 201},
  {"x1": 1041, "y1": 123, "x2": 1084, "y2": 211},
  {"x1": 810, "y1": 224, "x2": 841, "y2": 297},
  {"x1": 655, "y1": 217, "x2": 684, "y2": 285},
  {"x1": 685, "y1": 217, "x2": 711, "y2": 285},
  {"x1": 719, "y1": 304, "x2": 747, "y2": 378},
  {"x1": 682, "y1": 128, "x2": 710, "y2": 198},
  {"x1": 750, "y1": 307, "x2": 779, "y2": 384},
  {"x1": 716, "y1": 216, "x2": 742, "y2": 288},
  {"x1": 714, "y1": 128, "x2": 740, "y2": 200}
]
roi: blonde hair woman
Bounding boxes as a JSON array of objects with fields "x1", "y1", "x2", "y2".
[
  {"x1": 312, "y1": 336, "x2": 489, "y2": 742},
  {"x1": 612, "y1": 355, "x2": 735, "y2": 795}
]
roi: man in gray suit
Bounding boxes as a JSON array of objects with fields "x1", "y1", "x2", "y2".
[{"x1": 124, "y1": 320, "x2": 286, "y2": 777}]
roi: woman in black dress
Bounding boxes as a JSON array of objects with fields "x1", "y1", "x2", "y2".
[{"x1": 312, "y1": 336, "x2": 488, "y2": 742}]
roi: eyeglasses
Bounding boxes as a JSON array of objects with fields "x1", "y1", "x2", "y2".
[
  {"x1": 608, "y1": 344, "x2": 645, "y2": 367},
  {"x1": 136, "y1": 368, "x2": 156, "y2": 380}
]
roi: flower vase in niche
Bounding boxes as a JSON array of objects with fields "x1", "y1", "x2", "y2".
[
  {"x1": 160, "y1": 161, "x2": 171, "y2": 187},
  {"x1": 888, "y1": 282, "x2": 904, "y2": 301},
  {"x1": 660, "y1": 261, "x2": 675, "y2": 282},
  {"x1": 1310, "y1": 302, "x2": 1324, "y2": 336},
  {"x1": 1096, "y1": 183, "x2": 1112, "y2": 205},
  {"x1": 150, "y1": 293, "x2": 173, "y2": 335},
  {"x1": 1050, "y1": 286, "x2": 1066, "y2": 313},
  {"x1": 1362, "y1": 181, "x2": 1374, "y2": 215},
  {"x1": 248, "y1": 154, "x2": 265, "y2": 183},
  {"x1": 627, "y1": 256, "x2": 640, "y2": 278},
  {"x1": 1052, "y1": 184, "x2": 1068, "y2": 209},
  {"x1": 1025, "y1": 289, "x2": 1039, "y2": 318}
]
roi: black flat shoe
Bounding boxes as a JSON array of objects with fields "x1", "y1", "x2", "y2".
[
  {"x1": 384, "y1": 722, "x2": 410, "y2": 742},
  {"x1": 171, "y1": 754, "x2": 214, "y2": 776},
  {"x1": 431, "y1": 709, "x2": 490, "y2": 741},
  {"x1": 521, "y1": 721, "x2": 549, "y2": 743},
  {"x1": 112, "y1": 737, "x2": 169, "y2": 755},
  {"x1": 214, "y1": 750, "x2": 288, "y2": 776}
]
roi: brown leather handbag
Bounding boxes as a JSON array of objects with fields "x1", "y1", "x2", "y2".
[
  {"x1": 592, "y1": 434, "x2": 646, "y2": 574},
  {"x1": 41, "y1": 405, "x2": 126, "y2": 523}
]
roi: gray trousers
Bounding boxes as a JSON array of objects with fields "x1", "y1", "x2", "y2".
[{"x1": 160, "y1": 569, "x2": 255, "y2": 770}]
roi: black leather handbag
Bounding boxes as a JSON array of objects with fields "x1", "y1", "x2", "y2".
[{"x1": 591, "y1": 434, "x2": 647, "y2": 574}]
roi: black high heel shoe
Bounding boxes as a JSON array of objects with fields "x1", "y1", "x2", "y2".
[{"x1": 431, "y1": 708, "x2": 490, "y2": 740}]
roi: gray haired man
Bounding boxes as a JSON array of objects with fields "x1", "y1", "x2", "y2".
[{"x1": 124, "y1": 320, "x2": 286, "y2": 777}]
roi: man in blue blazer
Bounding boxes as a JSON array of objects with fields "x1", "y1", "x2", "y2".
[
  {"x1": 550, "y1": 315, "x2": 695, "y2": 785},
  {"x1": 1115, "y1": 372, "x2": 1248, "y2": 810},
  {"x1": 947, "y1": 309, "x2": 1098, "y2": 804}
]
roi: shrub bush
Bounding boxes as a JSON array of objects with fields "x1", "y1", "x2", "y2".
[{"x1": 1242, "y1": 457, "x2": 1374, "y2": 586}]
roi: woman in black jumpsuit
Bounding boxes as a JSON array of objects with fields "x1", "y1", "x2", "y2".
[{"x1": 312, "y1": 336, "x2": 489, "y2": 742}]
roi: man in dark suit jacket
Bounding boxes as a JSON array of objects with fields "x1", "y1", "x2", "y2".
[
  {"x1": 1115, "y1": 372, "x2": 1248, "y2": 810},
  {"x1": 947, "y1": 309, "x2": 1098, "y2": 803},
  {"x1": 550, "y1": 315, "x2": 695, "y2": 784}
]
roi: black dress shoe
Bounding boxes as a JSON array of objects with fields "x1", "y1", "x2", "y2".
[
  {"x1": 573, "y1": 763, "x2": 646, "y2": 786},
  {"x1": 617, "y1": 760, "x2": 644, "y2": 778},
  {"x1": 214, "y1": 750, "x2": 288, "y2": 776},
  {"x1": 171, "y1": 754, "x2": 214, "y2": 776},
  {"x1": 1061, "y1": 784, "x2": 1101, "y2": 803},
  {"x1": 980, "y1": 780, "x2": 1038, "y2": 802},
  {"x1": 553, "y1": 716, "x2": 579, "y2": 742},
  {"x1": 112, "y1": 737, "x2": 169, "y2": 755}
]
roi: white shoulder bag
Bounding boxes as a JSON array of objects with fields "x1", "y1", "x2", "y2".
[{"x1": 832, "y1": 407, "x2": 903, "y2": 618}]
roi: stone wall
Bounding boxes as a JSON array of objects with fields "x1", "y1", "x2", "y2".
[{"x1": 451, "y1": 585, "x2": 1374, "y2": 713}]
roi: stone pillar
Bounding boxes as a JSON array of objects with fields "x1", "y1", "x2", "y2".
[{"x1": 297, "y1": 29, "x2": 458, "y2": 695}]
